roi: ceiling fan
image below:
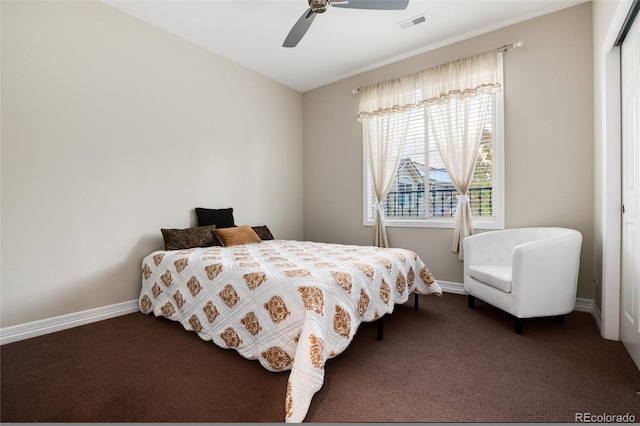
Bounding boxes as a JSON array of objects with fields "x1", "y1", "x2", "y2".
[{"x1": 283, "y1": 0, "x2": 410, "y2": 48}]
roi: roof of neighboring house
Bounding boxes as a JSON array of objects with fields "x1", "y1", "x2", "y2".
[{"x1": 397, "y1": 157, "x2": 452, "y2": 185}]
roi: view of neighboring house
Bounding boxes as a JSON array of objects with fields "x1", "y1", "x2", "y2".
[{"x1": 385, "y1": 158, "x2": 493, "y2": 218}]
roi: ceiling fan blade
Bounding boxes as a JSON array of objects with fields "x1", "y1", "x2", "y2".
[
  {"x1": 283, "y1": 8, "x2": 316, "y2": 48},
  {"x1": 331, "y1": 0, "x2": 409, "y2": 10}
]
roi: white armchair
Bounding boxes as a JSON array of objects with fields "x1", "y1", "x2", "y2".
[{"x1": 463, "y1": 227, "x2": 582, "y2": 334}]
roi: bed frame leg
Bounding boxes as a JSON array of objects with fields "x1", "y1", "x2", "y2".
[{"x1": 377, "y1": 293, "x2": 419, "y2": 341}]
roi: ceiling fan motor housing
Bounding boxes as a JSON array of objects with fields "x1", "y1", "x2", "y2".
[
  {"x1": 286, "y1": 0, "x2": 409, "y2": 48},
  {"x1": 308, "y1": 0, "x2": 328, "y2": 13}
]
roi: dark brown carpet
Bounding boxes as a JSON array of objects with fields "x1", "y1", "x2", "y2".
[{"x1": 2, "y1": 293, "x2": 639, "y2": 423}]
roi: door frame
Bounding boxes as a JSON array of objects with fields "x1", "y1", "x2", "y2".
[{"x1": 601, "y1": 0, "x2": 636, "y2": 340}]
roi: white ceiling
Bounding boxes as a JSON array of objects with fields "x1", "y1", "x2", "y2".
[{"x1": 102, "y1": 0, "x2": 587, "y2": 93}]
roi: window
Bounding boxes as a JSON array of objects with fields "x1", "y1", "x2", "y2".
[{"x1": 363, "y1": 57, "x2": 504, "y2": 229}]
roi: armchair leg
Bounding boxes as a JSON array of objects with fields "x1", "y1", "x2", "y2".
[
  {"x1": 516, "y1": 318, "x2": 523, "y2": 334},
  {"x1": 414, "y1": 293, "x2": 419, "y2": 310},
  {"x1": 377, "y1": 318, "x2": 383, "y2": 341},
  {"x1": 468, "y1": 295, "x2": 475, "y2": 309}
]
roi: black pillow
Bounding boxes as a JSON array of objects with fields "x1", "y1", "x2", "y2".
[
  {"x1": 252, "y1": 225, "x2": 274, "y2": 240},
  {"x1": 161, "y1": 225, "x2": 221, "y2": 250},
  {"x1": 195, "y1": 207, "x2": 236, "y2": 228}
]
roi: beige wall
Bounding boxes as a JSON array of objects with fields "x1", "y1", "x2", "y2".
[
  {"x1": 0, "y1": 1, "x2": 598, "y2": 330},
  {"x1": 0, "y1": 1, "x2": 304, "y2": 328},
  {"x1": 303, "y1": 3, "x2": 595, "y2": 298}
]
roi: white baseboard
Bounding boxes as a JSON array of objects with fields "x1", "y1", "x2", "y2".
[
  {"x1": 574, "y1": 297, "x2": 594, "y2": 313},
  {"x1": 592, "y1": 301, "x2": 603, "y2": 332},
  {"x1": 0, "y1": 300, "x2": 140, "y2": 345},
  {"x1": 438, "y1": 280, "x2": 600, "y2": 326},
  {"x1": 437, "y1": 280, "x2": 466, "y2": 295},
  {"x1": 0, "y1": 283, "x2": 601, "y2": 345}
]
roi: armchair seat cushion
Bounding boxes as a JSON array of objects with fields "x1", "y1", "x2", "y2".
[{"x1": 468, "y1": 264, "x2": 512, "y2": 293}]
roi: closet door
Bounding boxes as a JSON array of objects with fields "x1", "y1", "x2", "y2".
[{"x1": 620, "y1": 9, "x2": 640, "y2": 370}]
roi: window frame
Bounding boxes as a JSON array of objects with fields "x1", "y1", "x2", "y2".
[{"x1": 362, "y1": 54, "x2": 505, "y2": 230}]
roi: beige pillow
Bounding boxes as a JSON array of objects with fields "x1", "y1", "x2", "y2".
[{"x1": 212, "y1": 225, "x2": 262, "y2": 247}]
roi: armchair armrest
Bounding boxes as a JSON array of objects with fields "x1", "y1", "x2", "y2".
[{"x1": 512, "y1": 230, "x2": 582, "y2": 317}]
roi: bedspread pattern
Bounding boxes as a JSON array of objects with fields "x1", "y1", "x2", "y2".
[{"x1": 139, "y1": 240, "x2": 441, "y2": 422}]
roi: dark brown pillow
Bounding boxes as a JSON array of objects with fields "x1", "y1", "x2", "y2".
[
  {"x1": 195, "y1": 207, "x2": 236, "y2": 228},
  {"x1": 251, "y1": 225, "x2": 274, "y2": 240},
  {"x1": 161, "y1": 225, "x2": 220, "y2": 250},
  {"x1": 212, "y1": 225, "x2": 262, "y2": 247}
]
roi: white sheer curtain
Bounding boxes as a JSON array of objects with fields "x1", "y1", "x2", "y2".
[
  {"x1": 362, "y1": 110, "x2": 411, "y2": 247},
  {"x1": 358, "y1": 51, "x2": 501, "y2": 253},
  {"x1": 426, "y1": 94, "x2": 492, "y2": 259},
  {"x1": 421, "y1": 52, "x2": 500, "y2": 258}
]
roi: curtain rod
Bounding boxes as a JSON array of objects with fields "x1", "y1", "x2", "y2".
[
  {"x1": 352, "y1": 40, "x2": 523, "y2": 94},
  {"x1": 497, "y1": 39, "x2": 524, "y2": 52}
]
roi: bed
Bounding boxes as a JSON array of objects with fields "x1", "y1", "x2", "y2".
[{"x1": 139, "y1": 236, "x2": 441, "y2": 422}]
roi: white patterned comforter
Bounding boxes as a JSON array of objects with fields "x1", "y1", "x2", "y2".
[{"x1": 139, "y1": 240, "x2": 441, "y2": 422}]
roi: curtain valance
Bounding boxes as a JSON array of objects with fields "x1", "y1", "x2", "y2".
[{"x1": 357, "y1": 50, "x2": 502, "y2": 121}]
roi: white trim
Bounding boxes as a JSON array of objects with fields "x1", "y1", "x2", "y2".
[
  {"x1": 599, "y1": 0, "x2": 636, "y2": 341},
  {"x1": 592, "y1": 300, "x2": 603, "y2": 332},
  {"x1": 574, "y1": 297, "x2": 593, "y2": 313},
  {"x1": 437, "y1": 280, "x2": 467, "y2": 295},
  {"x1": 600, "y1": 45, "x2": 621, "y2": 340},
  {"x1": 438, "y1": 281, "x2": 600, "y2": 323},
  {"x1": 0, "y1": 300, "x2": 140, "y2": 345},
  {"x1": 576, "y1": 297, "x2": 603, "y2": 331},
  {"x1": 0, "y1": 290, "x2": 601, "y2": 345},
  {"x1": 365, "y1": 218, "x2": 504, "y2": 230},
  {"x1": 493, "y1": 51, "x2": 506, "y2": 231}
]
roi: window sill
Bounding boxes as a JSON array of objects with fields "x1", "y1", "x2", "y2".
[{"x1": 363, "y1": 218, "x2": 504, "y2": 230}]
